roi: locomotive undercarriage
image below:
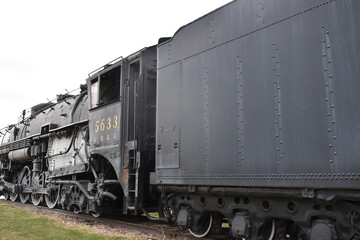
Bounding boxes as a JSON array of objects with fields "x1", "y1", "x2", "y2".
[
  {"x1": 161, "y1": 186, "x2": 360, "y2": 239},
  {"x1": 0, "y1": 124, "x2": 122, "y2": 217},
  {"x1": 0, "y1": 161, "x2": 121, "y2": 217}
]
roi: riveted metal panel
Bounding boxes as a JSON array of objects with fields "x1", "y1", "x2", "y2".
[
  {"x1": 156, "y1": 0, "x2": 360, "y2": 189},
  {"x1": 156, "y1": 62, "x2": 180, "y2": 169}
]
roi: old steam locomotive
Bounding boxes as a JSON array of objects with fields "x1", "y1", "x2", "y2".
[{"x1": 1, "y1": 0, "x2": 360, "y2": 239}]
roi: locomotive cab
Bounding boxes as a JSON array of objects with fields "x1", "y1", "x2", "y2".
[{"x1": 87, "y1": 46, "x2": 157, "y2": 214}]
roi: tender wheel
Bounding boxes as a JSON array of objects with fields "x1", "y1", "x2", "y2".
[
  {"x1": 19, "y1": 166, "x2": 31, "y2": 204},
  {"x1": 31, "y1": 194, "x2": 43, "y2": 206},
  {"x1": 189, "y1": 212, "x2": 213, "y2": 238},
  {"x1": 45, "y1": 185, "x2": 59, "y2": 209}
]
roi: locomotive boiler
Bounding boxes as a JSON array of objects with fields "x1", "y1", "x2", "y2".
[{"x1": 1, "y1": 0, "x2": 360, "y2": 239}]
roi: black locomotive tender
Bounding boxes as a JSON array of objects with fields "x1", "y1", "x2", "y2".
[{"x1": 0, "y1": 0, "x2": 359, "y2": 239}]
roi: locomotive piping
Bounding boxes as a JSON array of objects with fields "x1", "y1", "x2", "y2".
[{"x1": 45, "y1": 180, "x2": 117, "y2": 201}]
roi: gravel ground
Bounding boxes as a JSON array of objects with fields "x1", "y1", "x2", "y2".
[{"x1": 3, "y1": 202, "x2": 163, "y2": 240}]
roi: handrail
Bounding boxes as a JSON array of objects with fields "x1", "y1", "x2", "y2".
[{"x1": 88, "y1": 56, "x2": 123, "y2": 77}]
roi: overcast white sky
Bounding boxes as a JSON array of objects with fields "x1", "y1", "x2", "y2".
[{"x1": 0, "y1": 0, "x2": 231, "y2": 129}]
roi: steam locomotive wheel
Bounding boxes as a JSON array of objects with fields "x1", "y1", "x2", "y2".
[
  {"x1": 10, "y1": 173, "x2": 19, "y2": 202},
  {"x1": 90, "y1": 210, "x2": 102, "y2": 218},
  {"x1": 3, "y1": 192, "x2": 9, "y2": 200},
  {"x1": 70, "y1": 185, "x2": 86, "y2": 214},
  {"x1": 31, "y1": 173, "x2": 45, "y2": 206},
  {"x1": 10, "y1": 193, "x2": 18, "y2": 202},
  {"x1": 31, "y1": 194, "x2": 43, "y2": 206},
  {"x1": 189, "y1": 212, "x2": 213, "y2": 238},
  {"x1": 45, "y1": 184, "x2": 59, "y2": 209},
  {"x1": 90, "y1": 202, "x2": 103, "y2": 218},
  {"x1": 19, "y1": 166, "x2": 31, "y2": 204}
]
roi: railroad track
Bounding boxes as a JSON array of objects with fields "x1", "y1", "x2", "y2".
[{"x1": 0, "y1": 200, "x2": 232, "y2": 240}]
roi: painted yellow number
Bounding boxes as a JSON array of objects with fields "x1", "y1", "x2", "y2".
[
  {"x1": 95, "y1": 120, "x2": 100, "y2": 132},
  {"x1": 95, "y1": 116, "x2": 119, "y2": 132},
  {"x1": 107, "y1": 118, "x2": 112, "y2": 130},
  {"x1": 113, "y1": 116, "x2": 119, "y2": 128},
  {"x1": 100, "y1": 119, "x2": 105, "y2": 131}
]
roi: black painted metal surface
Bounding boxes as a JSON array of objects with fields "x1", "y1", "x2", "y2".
[{"x1": 156, "y1": 0, "x2": 360, "y2": 189}]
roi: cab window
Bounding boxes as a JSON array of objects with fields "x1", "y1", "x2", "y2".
[{"x1": 90, "y1": 66, "x2": 121, "y2": 108}]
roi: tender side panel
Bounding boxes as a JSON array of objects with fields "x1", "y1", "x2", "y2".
[{"x1": 156, "y1": 0, "x2": 360, "y2": 188}]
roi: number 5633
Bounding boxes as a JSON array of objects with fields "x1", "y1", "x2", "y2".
[{"x1": 95, "y1": 116, "x2": 119, "y2": 132}]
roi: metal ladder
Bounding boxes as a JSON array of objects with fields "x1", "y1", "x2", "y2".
[{"x1": 126, "y1": 141, "x2": 139, "y2": 213}]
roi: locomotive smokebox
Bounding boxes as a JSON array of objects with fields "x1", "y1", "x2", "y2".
[{"x1": 8, "y1": 147, "x2": 32, "y2": 162}]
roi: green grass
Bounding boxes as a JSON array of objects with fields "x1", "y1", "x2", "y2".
[{"x1": 0, "y1": 203, "x2": 135, "y2": 240}]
